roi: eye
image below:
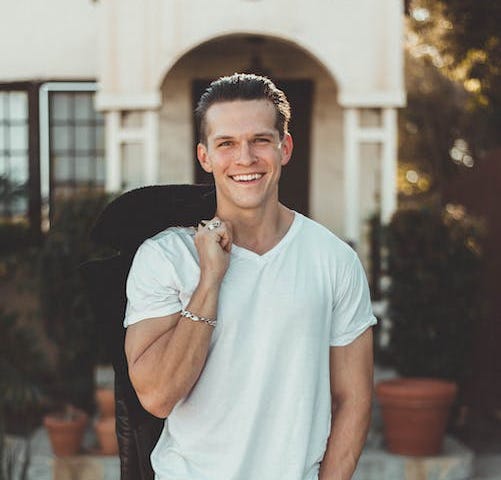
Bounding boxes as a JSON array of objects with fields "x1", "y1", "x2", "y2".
[
  {"x1": 218, "y1": 140, "x2": 233, "y2": 148},
  {"x1": 254, "y1": 137, "x2": 270, "y2": 144}
]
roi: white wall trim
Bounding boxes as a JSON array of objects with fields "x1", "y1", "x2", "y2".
[
  {"x1": 339, "y1": 90, "x2": 406, "y2": 108},
  {"x1": 95, "y1": 91, "x2": 162, "y2": 111},
  {"x1": 117, "y1": 128, "x2": 146, "y2": 143},
  {"x1": 343, "y1": 106, "x2": 399, "y2": 247},
  {"x1": 381, "y1": 108, "x2": 398, "y2": 224},
  {"x1": 357, "y1": 128, "x2": 386, "y2": 143},
  {"x1": 343, "y1": 108, "x2": 360, "y2": 245},
  {"x1": 144, "y1": 110, "x2": 159, "y2": 185},
  {"x1": 104, "y1": 109, "x2": 160, "y2": 192},
  {"x1": 39, "y1": 81, "x2": 98, "y2": 229},
  {"x1": 105, "y1": 111, "x2": 121, "y2": 192}
]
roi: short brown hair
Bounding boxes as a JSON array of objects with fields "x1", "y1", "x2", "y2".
[{"x1": 195, "y1": 73, "x2": 291, "y2": 144}]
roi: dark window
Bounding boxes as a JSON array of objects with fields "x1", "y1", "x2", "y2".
[
  {"x1": 49, "y1": 91, "x2": 105, "y2": 204},
  {"x1": 0, "y1": 91, "x2": 29, "y2": 219}
]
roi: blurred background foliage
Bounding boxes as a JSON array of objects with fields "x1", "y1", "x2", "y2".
[
  {"x1": 399, "y1": 0, "x2": 501, "y2": 203},
  {"x1": 386, "y1": 205, "x2": 485, "y2": 385},
  {"x1": 0, "y1": 192, "x2": 113, "y2": 438},
  {"x1": 38, "y1": 193, "x2": 114, "y2": 412},
  {"x1": 0, "y1": 309, "x2": 53, "y2": 436}
]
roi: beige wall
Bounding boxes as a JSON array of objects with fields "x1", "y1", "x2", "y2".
[
  {"x1": 97, "y1": 0, "x2": 405, "y2": 109},
  {"x1": 0, "y1": 0, "x2": 99, "y2": 81},
  {"x1": 0, "y1": 0, "x2": 404, "y2": 106}
]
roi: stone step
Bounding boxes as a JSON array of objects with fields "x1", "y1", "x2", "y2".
[
  {"x1": 355, "y1": 434, "x2": 475, "y2": 480},
  {"x1": 471, "y1": 454, "x2": 501, "y2": 480},
  {"x1": 3, "y1": 425, "x2": 120, "y2": 480},
  {"x1": 4, "y1": 427, "x2": 497, "y2": 480}
]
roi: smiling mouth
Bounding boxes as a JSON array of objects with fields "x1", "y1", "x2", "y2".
[{"x1": 230, "y1": 173, "x2": 264, "y2": 183}]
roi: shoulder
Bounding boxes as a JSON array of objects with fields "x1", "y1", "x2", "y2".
[
  {"x1": 132, "y1": 226, "x2": 196, "y2": 268},
  {"x1": 297, "y1": 214, "x2": 357, "y2": 265},
  {"x1": 145, "y1": 226, "x2": 195, "y2": 254}
]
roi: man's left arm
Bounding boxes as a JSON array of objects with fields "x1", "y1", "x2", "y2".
[{"x1": 318, "y1": 327, "x2": 374, "y2": 480}]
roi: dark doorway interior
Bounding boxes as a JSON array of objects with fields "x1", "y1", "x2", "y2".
[{"x1": 192, "y1": 79, "x2": 313, "y2": 216}]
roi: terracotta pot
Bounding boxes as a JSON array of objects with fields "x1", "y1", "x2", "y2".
[
  {"x1": 376, "y1": 378, "x2": 457, "y2": 456},
  {"x1": 95, "y1": 387, "x2": 115, "y2": 419},
  {"x1": 94, "y1": 416, "x2": 118, "y2": 455},
  {"x1": 43, "y1": 407, "x2": 88, "y2": 456}
]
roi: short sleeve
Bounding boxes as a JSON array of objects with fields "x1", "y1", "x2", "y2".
[
  {"x1": 124, "y1": 239, "x2": 182, "y2": 327},
  {"x1": 330, "y1": 254, "x2": 377, "y2": 346}
]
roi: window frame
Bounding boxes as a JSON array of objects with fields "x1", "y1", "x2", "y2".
[
  {"x1": 0, "y1": 82, "x2": 41, "y2": 239},
  {"x1": 39, "y1": 82, "x2": 101, "y2": 228}
]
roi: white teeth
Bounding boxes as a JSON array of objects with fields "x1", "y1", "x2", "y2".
[{"x1": 232, "y1": 173, "x2": 263, "y2": 182}]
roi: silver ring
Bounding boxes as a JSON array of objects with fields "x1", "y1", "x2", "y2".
[{"x1": 207, "y1": 220, "x2": 221, "y2": 231}]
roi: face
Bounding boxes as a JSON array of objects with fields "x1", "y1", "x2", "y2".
[{"x1": 197, "y1": 99, "x2": 293, "y2": 216}]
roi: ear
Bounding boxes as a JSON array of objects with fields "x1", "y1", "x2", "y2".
[
  {"x1": 197, "y1": 143, "x2": 213, "y2": 173},
  {"x1": 280, "y1": 132, "x2": 293, "y2": 166}
]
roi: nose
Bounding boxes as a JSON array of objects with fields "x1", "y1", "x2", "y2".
[{"x1": 235, "y1": 141, "x2": 257, "y2": 166}]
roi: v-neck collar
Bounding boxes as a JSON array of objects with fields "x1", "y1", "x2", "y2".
[{"x1": 230, "y1": 211, "x2": 303, "y2": 263}]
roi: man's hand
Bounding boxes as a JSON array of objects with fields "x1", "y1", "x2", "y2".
[{"x1": 195, "y1": 216, "x2": 233, "y2": 285}]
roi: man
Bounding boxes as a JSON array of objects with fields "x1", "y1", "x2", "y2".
[{"x1": 124, "y1": 73, "x2": 376, "y2": 480}]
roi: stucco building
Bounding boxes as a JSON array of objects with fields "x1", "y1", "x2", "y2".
[{"x1": 0, "y1": 0, "x2": 405, "y2": 259}]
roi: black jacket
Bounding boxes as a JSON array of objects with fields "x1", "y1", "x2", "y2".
[{"x1": 81, "y1": 184, "x2": 216, "y2": 480}]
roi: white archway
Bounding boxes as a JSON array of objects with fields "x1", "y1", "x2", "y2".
[{"x1": 155, "y1": 30, "x2": 343, "y2": 98}]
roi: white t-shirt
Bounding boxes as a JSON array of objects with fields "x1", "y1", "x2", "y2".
[{"x1": 124, "y1": 212, "x2": 377, "y2": 480}]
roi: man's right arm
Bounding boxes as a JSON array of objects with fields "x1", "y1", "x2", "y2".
[
  {"x1": 125, "y1": 279, "x2": 220, "y2": 418},
  {"x1": 124, "y1": 217, "x2": 231, "y2": 419}
]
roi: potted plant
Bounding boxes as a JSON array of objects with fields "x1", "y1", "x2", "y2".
[
  {"x1": 43, "y1": 405, "x2": 89, "y2": 457},
  {"x1": 95, "y1": 384, "x2": 115, "y2": 420},
  {"x1": 94, "y1": 382, "x2": 118, "y2": 455},
  {"x1": 376, "y1": 205, "x2": 485, "y2": 455},
  {"x1": 94, "y1": 367, "x2": 118, "y2": 455}
]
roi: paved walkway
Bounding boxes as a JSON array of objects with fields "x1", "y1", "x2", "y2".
[{"x1": 3, "y1": 427, "x2": 500, "y2": 480}]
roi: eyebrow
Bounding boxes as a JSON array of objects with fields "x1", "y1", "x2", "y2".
[
  {"x1": 212, "y1": 135, "x2": 235, "y2": 141},
  {"x1": 212, "y1": 131, "x2": 275, "y2": 141},
  {"x1": 253, "y1": 131, "x2": 275, "y2": 138}
]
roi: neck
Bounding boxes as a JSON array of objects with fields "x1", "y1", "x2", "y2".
[{"x1": 216, "y1": 203, "x2": 294, "y2": 254}]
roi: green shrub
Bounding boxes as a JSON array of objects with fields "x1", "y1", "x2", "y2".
[
  {"x1": 38, "y1": 192, "x2": 113, "y2": 411},
  {"x1": 0, "y1": 222, "x2": 33, "y2": 254},
  {"x1": 0, "y1": 309, "x2": 52, "y2": 435},
  {"x1": 386, "y1": 205, "x2": 485, "y2": 384},
  {"x1": 0, "y1": 221, "x2": 38, "y2": 286}
]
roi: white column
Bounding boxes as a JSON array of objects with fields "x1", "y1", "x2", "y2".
[
  {"x1": 388, "y1": 0, "x2": 405, "y2": 99},
  {"x1": 144, "y1": 110, "x2": 159, "y2": 185},
  {"x1": 381, "y1": 108, "x2": 398, "y2": 224},
  {"x1": 105, "y1": 111, "x2": 122, "y2": 192},
  {"x1": 343, "y1": 108, "x2": 360, "y2": 245}
]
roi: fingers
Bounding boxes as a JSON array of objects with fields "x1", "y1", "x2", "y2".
[
  {"x1": 197, "y1": 217, "x2": 232, "y2": 252},
  {"x1": 200, "y1": 219, "x2": 221, "y2": 231},
  {"x1": 219, "y1": 225, "x2": 232, "y2": 252}
]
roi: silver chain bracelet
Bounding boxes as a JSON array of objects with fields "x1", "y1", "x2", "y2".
[{"x1": 181, "y1": 309, "x2": 217, "y2": 328}]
